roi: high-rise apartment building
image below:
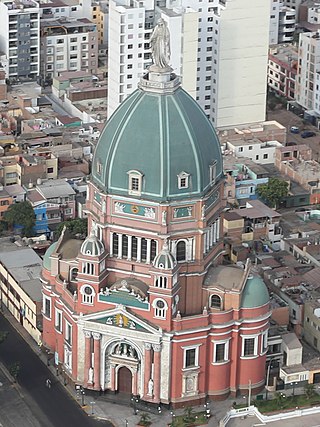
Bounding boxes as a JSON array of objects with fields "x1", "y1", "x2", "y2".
[
  {"x1": 0, "y1": 0, "x2": 40, "y2": 81},
  {"x1": 107, "y1": 0, "x2": 198, "y2": 118},
  {"x1": 40, "y1": 18, "x2": 98, "y2": 79},
  {"x1": 269, "y1": 0, "x2": 295, "y2": 45},
  {"x1": 296, "y1": 31, "x2": 320, "y2": 111},
  {"x1": 108, "y1": 0, "x2": 269, "y2": 128}
]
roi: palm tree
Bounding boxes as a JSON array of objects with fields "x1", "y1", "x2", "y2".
[
  {"x1": 138, "y1": 413, "x2": 151, "y2": 426},
  {"x1": 304, "y1": 384, "x2": 315, "y2": 400}
]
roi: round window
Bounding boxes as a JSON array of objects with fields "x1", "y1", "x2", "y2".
[
  {"x1": 156, "y1": 300, "x2": 165, "y2": 308},
  {"x1": 84, "y1": 286, "x2": 93, "y2": 295}
]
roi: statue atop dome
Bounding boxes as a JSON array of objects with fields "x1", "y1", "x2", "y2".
[{"x1": 150, "y1": 18, "x2": 171, "y2": 69}]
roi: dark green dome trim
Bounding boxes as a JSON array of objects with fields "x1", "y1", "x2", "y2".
[
  {"x1": 241, "y1": 276, "x2": 270, "y2": 308},
  {"x1": 92, "y1": 86, "x2": 222, "y2": 202}
]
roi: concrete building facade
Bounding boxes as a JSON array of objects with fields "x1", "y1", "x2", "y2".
[
  {"x1": 107, "y1": 0, "x2": 269, "y2": 128},
  {"x1": 0, "y1": 0, "x2": 40, "y2": 81}
]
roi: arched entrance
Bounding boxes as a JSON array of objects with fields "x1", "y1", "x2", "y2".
[{"x1": 118, "y1": 366, "x2": 132, "y2": 394}]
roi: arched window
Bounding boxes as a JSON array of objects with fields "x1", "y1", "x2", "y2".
[
  {"x1": 122, "y1": 235, "x2": 128, "y2": 258},
  {"x1": 83, "y1": 262, "x2": 94, "y2": 275},
  {"x1": 150, "y1": 240, "x2": 157, "y2": 261},
  {"x1": 210, "y1": 294, "x2": 222, "y2": 309},
  {"x1": 132, "y1": 237, "x2": 138, "y2": 259},
  {"x1": 81, "y1": 285, "x2": 94, "y2": 304},
  {"x1": 113, "y1": 234, "x2": 119, "y2": 257},
  {"x1": 70, "y1": 267, "x2": 78, "y2": 281},
  {"x1": 176, "y1": 240, "x2": 186, "y2": 262},
  {"x1": 141, "y1": 238, "x2": 147, "y2": 262},
  {"x1": 153, "y1": 299, "x2": 167, "y2": 319},
  {"x1": 155, "y1": 276, "x2": 167, "y2": 289}
]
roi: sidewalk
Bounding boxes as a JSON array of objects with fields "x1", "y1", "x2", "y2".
[{"x1": 0, "y1": 307, "x2": 234, "y2": 427}]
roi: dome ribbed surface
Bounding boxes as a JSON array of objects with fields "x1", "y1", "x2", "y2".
[
  {"x1": 241, "y1": 276, "x2": 270, "y2": 308},
  {"x1": 80, "y1": 234, "x2": 104, "y2": 257},
  {"x1": 92, "y1": 86, "x2": 222, "y2": 201}
]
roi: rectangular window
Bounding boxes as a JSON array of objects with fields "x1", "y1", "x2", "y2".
[
  {"x1": 185, "y1": 348, "x2": 196, "y2": 368},
  {"x1": 261, "y1": 331, "x2": 268, "y2": 353},
  {"x1": 242, "y1": 337, "x2": 257, "y2": 357},
  {"x1": 55, "y1": 309, "x2": 62, "y2": 332},
  {"x1": 65, "y1": 320, "x2": 72, "y2": 345},
  {"x1": 43, "y1": 296, "x2": 51, "y2": 318},
  {"x1": 214, "y1": 342, "x2": 227, "y2": 362},
  {"x1": 131, "y1": 177, "x2": 139, "y2": 191}
]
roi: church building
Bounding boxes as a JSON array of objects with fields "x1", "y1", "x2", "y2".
[{"x1": 41, "y1": 23, "x2": 270, "y2": 407}]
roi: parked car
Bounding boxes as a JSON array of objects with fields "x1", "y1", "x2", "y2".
[
  {"x1": 290, "y1": 126, "x2": 300, "y2": 134},
  {"x1": 301, "y1": 130, "x2": 316, "y2": 138}
]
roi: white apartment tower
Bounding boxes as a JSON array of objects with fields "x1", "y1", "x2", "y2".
[
  {"x1": 296, "y1": 31, "x2": 320, "y2": 112},
  {"x1": 107, "y1": 0, "x2": 270, "y2": 128},
  {"x1": 107, "y1": 0, "x2": 198, "y2": 118},
  {"x1": 0, "y1": 0, "x2": 40, "y2": 81},
  {"x1": 269, "y1": 0, "x2": 295, "y2": 45}
]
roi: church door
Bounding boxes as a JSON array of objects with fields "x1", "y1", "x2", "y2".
[{"x1": 118, "y1": 367, "x2": 132, "y2": 394}]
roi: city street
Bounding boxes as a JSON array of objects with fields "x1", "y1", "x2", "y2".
[
  {"x1": 0, "y1": 313, "x2": 109, "y2": 427},
  {"x1": 267, "y1": 108, "x2": 320, "y2": 161}
]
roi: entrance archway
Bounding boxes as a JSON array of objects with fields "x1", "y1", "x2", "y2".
[{"x1": 118, "y1": 366, "x2": 132, "y2": 394}]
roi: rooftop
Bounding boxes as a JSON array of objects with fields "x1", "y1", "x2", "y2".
[{"x1": 0, "y1": 239, "x2": 43, "y2": 302}]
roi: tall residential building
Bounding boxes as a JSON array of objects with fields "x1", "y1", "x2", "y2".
[
  {"x1": 0, "y1": 0, "x2": 40, "y2": 81},
  {"x1": 40, "y1": 18, "x2": 98, "y2": 80},
  {"x1": 107, "y1": 0, "x2": 198, "y2": 118},
  {"x1": 296, "y1": 31, "x2": 320, "y2": 111},
  {"x1": 107, "y1": 0, "x2": 269, "y2": 128},
  {"x1": 269, "y1": 0, "x2": 295, "y2": 45}
]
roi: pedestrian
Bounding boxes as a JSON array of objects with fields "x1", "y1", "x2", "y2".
[{"x1": 46, "y1": 378, "x2": 51, "y2": 389}]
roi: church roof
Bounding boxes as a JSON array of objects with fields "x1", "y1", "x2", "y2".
[
  {"x1": 241, "y1": 276, "x2": 270, "y2": 309},
  {"x1": 92, "y1": 75, "x2": 222, "y2": 202}
]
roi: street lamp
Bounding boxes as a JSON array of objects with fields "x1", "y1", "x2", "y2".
[
  {"x1": 265, "y1": 358, "x2": 276, "y2": 400},
  {"x1": 80, "y1": 387, "x2": 85, "y2": 406},
  {"x1": 125, "y1": 420, "x2": 128, "y2": 427},
  {"x1": 204, "y1": 401, "x2": 211, "y2": 419},
  {"x1": 90, "y1": 401, "x2": 95, "y2": 415},
  {"x1": 157, "y1": 405, "x2": 162, "y2": 415},
  {"x1": 131, "y1": 397, "x2": 139, "y2": 415},
  {"x1": 291, "y1": 381, "x2": 298, "y2": 397},
  {"x1": 170, "y1": 411, "x2": 175, "y2": 426}
]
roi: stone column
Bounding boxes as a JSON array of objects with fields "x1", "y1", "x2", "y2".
[
  {"x1": 213, "y1": 222, "x2": 217, "y2": 243},
  {"x1": 132, "y1": 367, "x2": 138, "y2": 396},
  {"x1": 216, "y1": 217, "x2": 220, "y2": 240},
  {"x1": 84, "y1": 330, "x2": 92, "y2": 385},
  {"x1": 93, "y1": 332, "x2": 101, "y2": 390},
  {"x1": 152, "y1": 344, "x2": 161, "y2": 402},
  {"x1": 109, "y1": 232, "x2": 114, "y2": 257},
  {"x1": 118, "y1": 234, "x2": 123, "y2": 259},
  {"x1": 146, "y1": 239, "x2": 151, "y2": 264},
  {"x1": 110, "y1": 364, "x2": 116, "y2": 391},
  {"x1": 144, "y1": 343, "x2": 152, "y2": 398},
  {"x1": 137, "y1": 237, "x2": 142, "y2": 262},
  {"x1": 128, "y1": 235, "x2": 132, "y2": 260}
]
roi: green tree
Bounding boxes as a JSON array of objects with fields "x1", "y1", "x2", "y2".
[
  {"x1": 55, "y1": 218, "x2": 88, "y2": 239},
  {"x1": 0, "y1": 331, "x2": 8, "y2": 344},
  {"x1": 9, "y1": 361, "x2": 21, "y2": 382},
  {"x1": 304, "y1": 383, "x2": 315, "y2": 399},
  {"x1": 257, "y1": 178, "x2": 289, "y2": 208},
  {"x1": 183, "y1": 406, "x2": 196, "y2": 423},
  {"x1": 3, "y1": 201, "x2": 35, "y2": 237},
  {"x1": 138, "y1": 413, "x2": 151, "y2": 426}
]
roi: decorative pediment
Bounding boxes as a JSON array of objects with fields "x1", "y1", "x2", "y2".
[{"x1": 79, "y1": 305, "x2": 161, "y2": 335}]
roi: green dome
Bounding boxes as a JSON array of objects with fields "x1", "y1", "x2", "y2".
[
  {"x1": 92, "y1": 77, "x2": 222, "y2": 202},
  {"x1": 241, "y1": 276, "x2": 269, "y2": 309},
  {"x1": 43, "y1": 241, "x2": 58, "y2": 271}
]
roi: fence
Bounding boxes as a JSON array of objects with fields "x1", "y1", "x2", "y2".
[{"x1": 219, "y1": 404, "x2": 320, "y2": 426}]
